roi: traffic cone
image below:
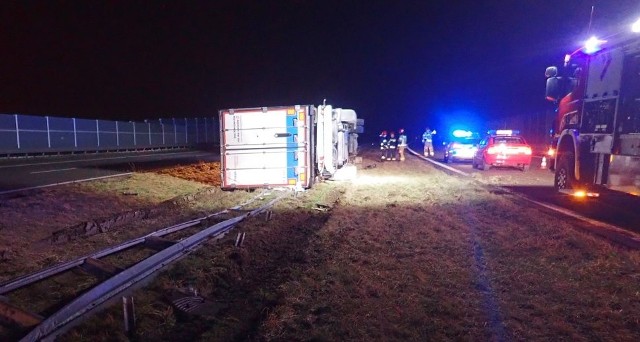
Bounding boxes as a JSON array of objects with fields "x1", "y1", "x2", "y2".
[{"x1": 541, "y1": 156, "x2": 547, "y2": 169}]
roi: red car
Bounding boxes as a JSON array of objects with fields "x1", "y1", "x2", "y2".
[{"x1": 472, "y1": 130, "x2": 532, "y2": 171}]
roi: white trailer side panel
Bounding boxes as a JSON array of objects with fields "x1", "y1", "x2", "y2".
[{"x1": 220, "y1": 106, "x2": 312, "y2": 189}]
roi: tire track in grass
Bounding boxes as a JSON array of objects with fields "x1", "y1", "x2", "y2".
[{"x1": 464, "y1": 207, "x2": 508, "y2": 342}]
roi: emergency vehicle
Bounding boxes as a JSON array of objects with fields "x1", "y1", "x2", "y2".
[
  {"x1": 545, "y1": 19, "x2": 640, "y2": 196},
  {"x1": 443, "y1": 129, "x2": 480, "y2": 163},
  {"x1": 472, "y1": 130, "x2": 532, "y2": 171},
  {"x1": 219, "y1": 103, "x2": 362, "y2": 190}
]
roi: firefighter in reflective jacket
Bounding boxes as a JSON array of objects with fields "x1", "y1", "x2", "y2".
[
  {"x1": 387, "y1": 131, "x2": 398, "y2": 161},
  {"x1": 379, "y1": 130, "x2": 388, "y2": 161},
  {"x1": 398, "y1": 128, "x2": 407, "y2": 161},
  {"x1": 422, "y1": 127, "x2": 436, "y2": 157}
]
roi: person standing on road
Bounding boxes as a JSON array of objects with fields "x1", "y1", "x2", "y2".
[
  {"x1": 398, "y1": 128, "x2": 407, "y2": 161},
  {"x1": 379, "y1": 130, "x2": 388, "y2": 161},
  {"x1": 387, "y1": 131, "x2": 398, "y2": 161},
  {"x1": 422, "y1": 127, "x2": 436, "y2": 157}
]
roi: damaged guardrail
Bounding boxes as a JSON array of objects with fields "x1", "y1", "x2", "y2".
[{"x1": 19, "y1": 193, "x2": 284, "y2": 341}]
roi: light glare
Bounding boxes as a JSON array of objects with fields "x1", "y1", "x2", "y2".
[
  {"x1": 584, "y1": 36, "x2": 606, "y2": 54},
  {"x1": 632, "y1": 18, "x2": 640, "y2": 33},
  {"x1": 573, "y1": 190, "x2": 587, "y2": 198},
  {"x1": 452, "y1": 129, "x2": 472, "y2": 138},
  {"x1": 495, "y1": 129, "x2": 513, "y2": 135}
]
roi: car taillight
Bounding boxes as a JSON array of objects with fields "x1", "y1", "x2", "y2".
[
  {"x1": 522, "y1": 147, "x2": 532, "y2": 155},
  {"x1": 487, "y1": 146, "x2": 498, "y2": 154}
]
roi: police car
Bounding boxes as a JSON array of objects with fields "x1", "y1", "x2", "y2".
[
  {"x1": 472, "y1": 130, "x2": 532, "y2": 171},
  {"x1": 443, "y1": 130, "x2": 480, "y2": 163}
]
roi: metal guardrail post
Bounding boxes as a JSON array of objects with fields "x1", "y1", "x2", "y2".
[
  {"x1": 122, "y1": 296, "x2": 136, "y2": 338},
  {"x1": 116, "y1": 121, "x2": 120, "y2": 146},
  {"x1": 73, "y1": 118, "x2": 78, "y2": 148},
  {"x1": 46, "y1": 116, "x2": 51, "y2": 148},
  {"x1": 132, "y1": 122, "x2": 136, "y2": 146},
  {"x1": 185, "y1": 117, "x2": 188, "y2": 144},
  {"x1": 160, "y1": 119, "x2": 165, "y2": 145},
  {"x1": 147, "y1": 121, "x2": 151, "y2": 145},
  {"x1": 173, "y1": 118, "x2": 177, "y2": 144},
  {"x1": 14, "y1": 114, "x2": 20, "y2": 149},
  {"x1": 96, "y1": 120, "x2": 100, "y2": 147}
]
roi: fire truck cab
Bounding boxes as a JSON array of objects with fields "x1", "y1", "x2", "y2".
[{"x1": 545, "y1": 25, "x2": 640, "y2": 196}]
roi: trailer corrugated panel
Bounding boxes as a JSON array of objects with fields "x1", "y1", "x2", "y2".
[{"x1": 220, "y1": 106, "x2": 313, "y2": 189}]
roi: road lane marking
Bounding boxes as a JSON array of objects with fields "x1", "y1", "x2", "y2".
[
  {"x1": 520, "y1": 196, "x2": 640, "y2": 249},
  {"x1": 406, "y1": 147, "x2": 470, "y2": 176},
  {"x1": 407, "y1": 147, "x2": 640, "y2": 249},
  {"x1": 0, "y1": 173, "x2": 134, "y2": 195},
  {"x1": 30, "y1": 167, "x2": 77, "y2": 174},
  {"x1": 0, "y1": 151, "x2": 206, "y2": 169}
]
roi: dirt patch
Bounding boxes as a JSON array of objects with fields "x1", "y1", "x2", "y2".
[{"x1": 148, "y1": 161, "x2": 221, "y2": 187}]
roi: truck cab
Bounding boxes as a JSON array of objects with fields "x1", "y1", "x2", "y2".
[{"x1": 545, "y1": 30, "x2": 640, "y2": 196}]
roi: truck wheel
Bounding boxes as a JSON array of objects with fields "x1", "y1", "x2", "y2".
[
  {"x1": 521, "y1": 164, "x2": 530, "y2": 172},
  {"x1": 443, "y1": 156, "x2": 448, "y2": 163},
  {"x1": 472, "y1": 158, "x2": 477, "y2": 169},
  {"x1": 478, "y1": 158, "x2": 487, "y2": 171},
  {"x1": 554, "y1": 153, "x2": 576, "y2": 190}
]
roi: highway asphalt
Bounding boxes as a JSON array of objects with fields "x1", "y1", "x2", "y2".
[
  {"x1": 0, "y1": 149, "x2": 219, "y2": 195},
  {"x1": 419, "y1": 148, "x2": 640, "y2": 236}
]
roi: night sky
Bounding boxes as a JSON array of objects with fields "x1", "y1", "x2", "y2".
[{"x1": 2, "y1": 1, "x2": 640, "y2": 137}]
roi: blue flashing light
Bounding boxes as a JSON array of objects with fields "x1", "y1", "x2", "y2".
[
  {"x1": 583, "y1": 36, "x2": 606, "y2": 54},
  {"x1": 452, "y1": 129, "x2": 473, "y2": 138}
]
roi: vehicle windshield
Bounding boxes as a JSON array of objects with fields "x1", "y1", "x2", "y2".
[
  {"x1": 450, "y1": 136, "x2": 479, "y2": 145},
  {"x1": 492, "y1": 136, "x2": 525, "y2": 144}
]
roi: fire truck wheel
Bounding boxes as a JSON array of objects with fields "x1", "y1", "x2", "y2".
[{"x1": 554, "y1": 153, "x2": 575, "y2": 189}]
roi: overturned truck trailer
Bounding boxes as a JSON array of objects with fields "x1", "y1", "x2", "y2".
[{"x1": 219, "y1": 104, "x2": 362, "y2": 190}]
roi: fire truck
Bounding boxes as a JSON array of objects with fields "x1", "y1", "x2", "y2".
[{"x1": 545, "y1": 21, "x2": 640, "y2": 196}]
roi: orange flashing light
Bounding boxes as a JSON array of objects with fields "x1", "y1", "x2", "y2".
[
  {"x1": 298, "y1": 111, "x2": 305, "y2": 121},
  {"x1": 572, "y1": 190, "x2": 600, "y2": 198},
  {"x1": 299, "y1": 172, "x2": 306, "y2": 182},
  {"x1": 287, "y1": 108, "x2": 295, "y2": 115},
  {"x1": 573, "y1": 190, "x2": 587, "y2": 198}
]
